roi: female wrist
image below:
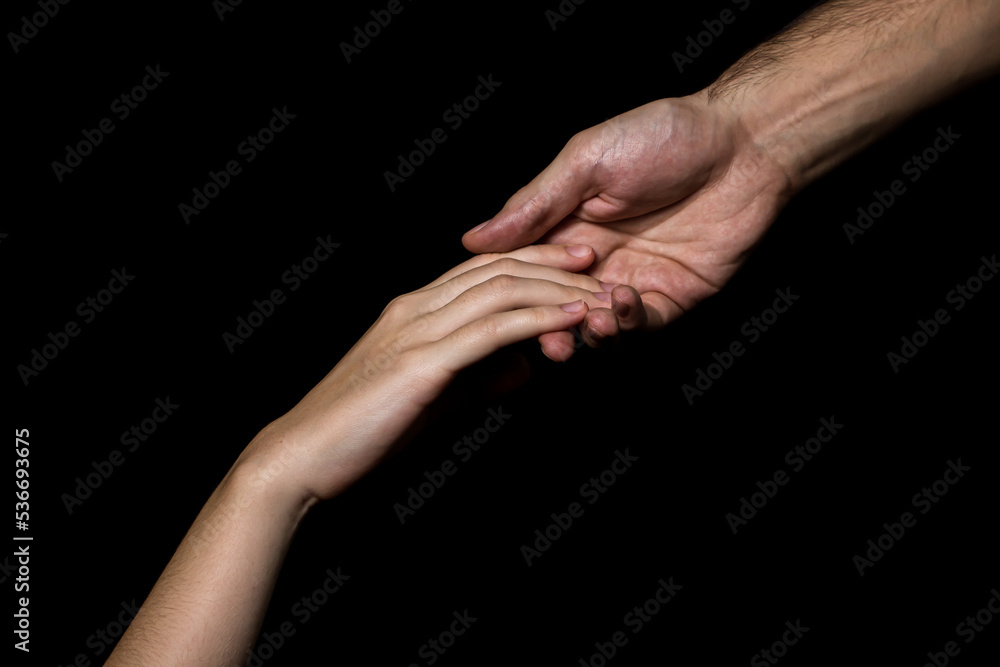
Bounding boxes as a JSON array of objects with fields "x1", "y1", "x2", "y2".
[{"x1": 229, "y1": 424, "x2": 320, "y2": 521}]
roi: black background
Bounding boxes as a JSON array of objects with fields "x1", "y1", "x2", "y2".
[{"x1": 7, "y1": 0, "x2": 998, "y2": 665}]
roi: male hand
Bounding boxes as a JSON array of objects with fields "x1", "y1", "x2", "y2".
[
  {"x1": 462, "y1": 94, "x2": 794, "y2": 360},
  {"x1": 463, "y1": 0, "x2": 1000, "y2": 362}
]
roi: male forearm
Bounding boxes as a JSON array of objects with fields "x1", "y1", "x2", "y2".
[
  {"x1": 704, "y1": 0, "x2": 1000, "y2": 191},
  {"x1": 105, "y1": 440, "x2": 311, "y2": 666}
]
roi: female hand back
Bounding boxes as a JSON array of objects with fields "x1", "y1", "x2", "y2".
[{"x1": 239, "y1": 243, "x2": 611, "y2": 505}]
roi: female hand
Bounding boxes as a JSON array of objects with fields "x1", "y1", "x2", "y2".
[
  {"x1": 236, "y1": 243, "x2": 614, "y2": 507},
  {"x1": 107, "y1": 243, "x2": 616, "y2": 667}
]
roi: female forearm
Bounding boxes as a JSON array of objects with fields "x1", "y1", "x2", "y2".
[
  {"x1": 708, "y1": 0, "x2": 1000, "y2": 191},
  {"x1": 105, "y1": 434, "x2": 311, "y2": 667},
  {"x1": 102, "y1": 244, "x2": 607, "y2": 665}
]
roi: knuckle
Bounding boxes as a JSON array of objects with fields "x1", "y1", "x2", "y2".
[
  {"x1": 567, "y1": 128, "x2": 598, "y2": 156},
  {"x1": 566, "y1": 129, "x2": 589, "y2": 150},
  {"x1": 485, "y1": 257, "x2": 523, "y2": 276},
  {"x1": 478, "y1": 314, "x2": 502, "y2": 338},
  {"x1": 482, "y1": 273, "x2": 518, "y2": 299},
  {"x1": 528, "y1": 307, "x2": 549, "y2": 327},
  {"x1": 383, "y1": 292, "x2": 418, "y2": 319},
  {"x1": 521, "y1": 192, "x2": 552, "y2": 221},
  {"x1": 383, "y1": 294, "x2": 405, "y2": 315},
  {"x1": 568, "y1": 127, "x2": 611, "y2": 173}
]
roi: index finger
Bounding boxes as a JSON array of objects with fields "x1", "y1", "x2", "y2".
[{"x1": 422, "y1": 243, "x2": 596, "y2": 290}]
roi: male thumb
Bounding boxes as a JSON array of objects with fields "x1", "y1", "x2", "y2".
[{"x1": 463, "y1": 145, "x2": 594, "y2": 252}]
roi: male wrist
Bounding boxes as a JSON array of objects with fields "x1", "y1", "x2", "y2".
[
  {"x1": 724, "y1": 82, "x2": 826, "y2": 194},
  {"x1": 690, "y1": 84, "x2": 803, "y2": 199},
  {"x1": 698, "y1": 0, "x2": 990, "y2": 195}
]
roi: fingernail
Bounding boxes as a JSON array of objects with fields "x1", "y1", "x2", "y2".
[
  {"x1": 593, "y1": 291, "x2": 611, "y2": 302},
  {"x1": 566, "y1": 245, "x2": 591, "y2": 258},
  {"x1": 561, "y1": 300, "x2": 586, "y2": 312},
  {"x1": 600, "y1": 282, "x2": 617, "y2": 292},
  {"x1": 467, "y1": 220, "x2": 491, "y2": 234}
]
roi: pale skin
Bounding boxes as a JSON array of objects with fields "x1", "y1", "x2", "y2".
[
  {"x1": 105, "y1": 244, "x2": 610, "y2": 666},
  {"x1": 463, "y1": 0, "x2": 1000, "y2": 361},
  {"x1": 107, "y1": 1, "x2": 1000, "y2": 663}
]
